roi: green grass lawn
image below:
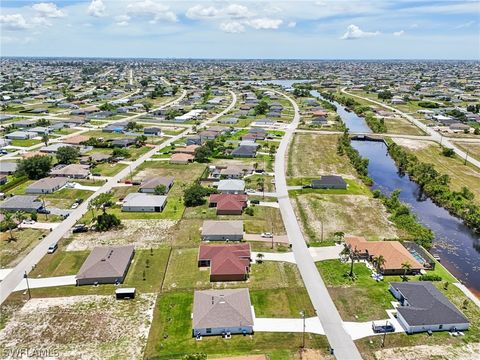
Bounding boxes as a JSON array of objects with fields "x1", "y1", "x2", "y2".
[
  {"x1": 453, "y1": 141, "x2": 480, "y2": 162},
  {"x1": 44, "y1": 188, "x2": 92, "y2": 209},
  {"x1": 144, "y1": 291, "x2": 328, "y2": 360},
  {"x1": 1, "y1": 228, "x2": 47, "y2": 267},
  {"x1": 10, "y1": 139, "x2": 42, "y2": 147},
  {"x1": 92, "y1": 162, "x2": 128, "y2": 176},
  {"x1": 29, "y1": 250, "x2": 89, "y2": 278}
]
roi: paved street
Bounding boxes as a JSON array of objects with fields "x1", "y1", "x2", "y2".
[
  {"x1": 270, "y1": 88, "x2": 363, "y2": 359},
  {"x1": 0, "y1": 90, "x2": 237, "y2": 305}
]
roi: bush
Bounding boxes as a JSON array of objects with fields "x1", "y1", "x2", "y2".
[
  {"x1": 419, "y1": 274, "x2": 442, "y2": 281},
  {"x1": 96, "y1": 213, "x2": 121, "y2": 231},
  {"x1": 244, "y1": 207, "x2": 254, "y2": 216}
]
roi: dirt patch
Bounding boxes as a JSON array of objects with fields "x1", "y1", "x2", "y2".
[
  {"x1": 391, "y1": 138, "x2": 433, "y2": 150},
  {"x1": 300, "y1": 349, "x2": 329, "y2": 360},
  {"x1": 66, "y1": 219, "x2": 177, "y2": 251},
  {"x1": 295, "y1": 194, "x2": 398, "y2": 241},
  {"x1": 374, "y1": 342, "x2": 480, "y2": 360},
  {"x1": 0, "y1": 294, "x2": 156, "y2": 359}
]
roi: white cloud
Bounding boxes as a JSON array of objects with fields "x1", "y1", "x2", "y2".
[
  {"x1": 341, "y1": 24, "x2": 379, "y2": 40},
  {"x1": 454, "y1": 21, "x2": 475, "y2": 29},
  {"x1": 126, "y1": 0, "x2": 177, "y2": 23},
  {"x1": 32, "y1": 2, "x2": 65, "y2": 18},
  {"x1": 87, "y1": 0, "x2": 106, "y2": 18},
  {"x1": 287, "y1": 21, "x2": 296, "y2": 28},
  {"x1": 220, "y1": 21, "x2": 245, "y2": 33},
  {"x1": 186, "y1": 5, "x2": 220, "y2": 19},
  {"x1": 186, "y1": 3, "x2": 252, "y2": 20},
  {"x1": 247, "y1": 18, "x2": 283, "y2": 30},
  {"x1": 0, "y1": 14, "x2": 29, "y2": 30},
  {"x1": 115, "y1": 15, "x2": 130, "y2": 27},
  {"x1": 32, "y1": 16, "x2": 52, "y2": 27},
  {"x1": 393, "y1": 30, "x2": 405, "y2": 36}
]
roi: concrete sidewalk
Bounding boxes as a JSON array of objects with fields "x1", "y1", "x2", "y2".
[{"x1": 251, "y1": 245, "x2": 343, "y2": 264}]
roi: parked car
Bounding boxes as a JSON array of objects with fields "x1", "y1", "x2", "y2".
[
  {"x1": 72, "y1": 224, "x2": 88, "y2": 233},
  {"x1": 372, "y1": 321, "x2": 395, "y2": 333},
  {"x1": 71, "y1": 202, "x2": 79, "y2": 209},
  {"x1": 22, "y1": 219, "x2": 36, "y2": 225},
  {"x1": 261, "y1": 232, "x2": 273, "y2": 238},
  {"x1": 38, "y1": 208, "x2": 50, "y2": 214},
  {"x1": 47, "y1": 243, "x2": 58, "y2": 254},
  {"x1": 250, "y1": 199, "x2": 260, "y2": 204}
]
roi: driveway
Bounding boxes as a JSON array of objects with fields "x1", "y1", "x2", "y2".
[
  {"x1": 73, "y1": 182, "x2": 101, "y2": 191},
  {"x1": 248, "y1": 191, "x2": 278, "y2": 197},
  {"x1": 254, "y1": 317, "x2": 324, "y2": 335},
  {"x1": 15, "y1": 275, "x2": 76, "y2": 291},
  {"x1": 251, "y1": 245, "x2": 342, "y2": 264},
  {"x1": 251, "y1": 251, "x2": 295, "y2": 263},
  {"x1": 18, "y1": 222, "x2": 61, "y2": 230},
  {"x1": 244, "y1": 233, "x2": 289, "y2": 244},
  {"x1": 250, "y1": 201, "x2": 279, "y2": 208}
]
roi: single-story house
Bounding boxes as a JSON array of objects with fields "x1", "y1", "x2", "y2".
[
  {"x1": 312, "y1": 175, "x2": 347, "y2": 190},
  {"x1": 345, "y1": 236, "x2": 424, "y2": 275},
  {"x1": 51, "y1": 164, "x2": 90, "y2": 179},
  {"x1": 172, "y1": 144, "x2": 200, "y2": 155},
  {"x1": 29, "y1": 126, "x2": 50, "y2": 135},
  {"x1": 217, "y1": 179, "x2": 245, "y2": 194},
  {"x1": 63, "y1": 135, "x2": 90, "y2": 145},
  {"x1": 144, "y1": 127, "x2": 162, "y2": 136},
  {"x1": 390, "y1": 282, "x2": 469, "y2": 334},
  {"x1": 192, "y1": 288, "x2": 254, "y2": 337},
  {"x1": 5, "y1": 131, "x2": 37, "y2": 140},
  {"x1": 198, "y1": 243, "x2": 251, "y2": 282},
  {"x1": 170, "y1": 153, "x2": 194, "y2": 164},
  {"x1": 81, "y1": 153, "x2": 112, "y2": 164},
  {"x1": 26, "y1": 177, "x2": 68, "y2": 194},
  {"x1": 111, "y1": 138, "x2": 135, "y2": 148},
  {"x1": 0, "y1": 195, "x2": 43, "y2": 212},
  {"x1": 139, "y1": 176, "x2": 174, "y2": 193},
  {"x1": 13, "y1": 119, "x2": 36, "y2": 128},
  {"x1": 40, "y1": 143, "x2": 76, "y2": 154},
  {"x1": 122, "y1": 193, "x2": 167, "y2": 212},
  {"x1": 76, "y1": 245, "x2": 135, "y2": 286},
  {"x1": 208, "y1": 194, "x2": 248, "y2": 215},
  {"x1": 231, "y1": 145, "x2": 257, "y2": 158},
  {"x1": 201, "y1": 220, "x2": 244, "y2": 241},
  {"x1": 0, "y1": 162, "x2": 18, "y2": 175}
]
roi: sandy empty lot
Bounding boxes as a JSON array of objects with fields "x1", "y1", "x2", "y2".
[
  {"x1": 66, "y1": 219, "x2": 177, "y2": 250},
  {"x1": 0, "y1": 294, "x2": 156, "y2": 360},
  {"x1": 374, "y1": 343, "x2": 480, "y2": 360},
  {"x1": 294, "y1": 194, "x2": 398, "y2": 241}
]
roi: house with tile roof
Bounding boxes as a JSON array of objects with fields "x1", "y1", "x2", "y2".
[{"x1": 198, "y1": 243, "x2": 251, "y2": 281}]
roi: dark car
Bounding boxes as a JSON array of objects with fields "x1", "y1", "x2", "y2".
[
  {"x1": 250, "y1": 199, "x2": 260, "y2": 204},
  {"x1": 38, "y1": 208, "x2": 50, "y2": 214},
  {"x1": 72, "y1": 224, "x2": 88, "y2": 233},
  {"x1": 372, "y1": 322, "x2": 395, "y2": 333}
]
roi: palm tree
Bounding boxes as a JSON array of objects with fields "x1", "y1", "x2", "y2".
[
  {"x1": 373, "y1": 255, "x2": 386, "y2": 273},
  {"x1": 341, "y1": 246, "x2": 358, "y2": 278},
  {"x1": 42, "y1": 133, "x2": 49, "y2": 147},
  {"x1": 256, "y1": 177, "x2": 265, "y2": 199},
  {"x1": 256, "y1": 253, "x2": 264, "y2": 264},
  {"x1": 401, "y1": 262, "x2": 411, "y2": 281},
  {"x1": 333, "y1": 231, "x2": 345, "y2": 243},
  {"x1": 2, "y1": 212, "x2": 16, "y2": 241}
]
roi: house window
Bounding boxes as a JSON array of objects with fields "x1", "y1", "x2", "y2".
[{"x1": 206, "y1": 328, "x2": 212, "y2": 334}]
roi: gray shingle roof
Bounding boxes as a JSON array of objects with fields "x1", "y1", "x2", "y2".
[
  {"x1": 193, "y1": 288, "x2": 253, "y2": 329},
  {"x1": 391, "y1": 282, "x2": 469, "y2": 327},
  {"x1": 76, "y1": 245, "x2": 134, "y2": 281},
  {"x1": 201, "y1": 220, "x2": 244, "y2": 236}
]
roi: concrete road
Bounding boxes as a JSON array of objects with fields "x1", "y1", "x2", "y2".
[
  {"x1": 0, "y1": 90, "x2": 237, "y2": 305},
  {"x1": 268, "y1": 88, "x2": 363, "y2": 359},
  {"x1": 342, "y1": 88, "x2": 480, "y2": 169}
]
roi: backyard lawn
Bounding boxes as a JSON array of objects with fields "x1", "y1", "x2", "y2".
[
  {"x1": 1, "y1": 228, "x2": 47, "y2": 267},
  {"x1": 92, "y1": 162, "x2": 128, "y2": 176}
]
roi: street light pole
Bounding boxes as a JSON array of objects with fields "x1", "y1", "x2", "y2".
[
  {"x1": 381, "y1": 320, "x2": 388, "y2": 348},
  {"x1": 23, "y1": 271, "x2": 31, "y2": 300},
  {"x1": 300, "y1": 310, "x2": 305, "y2": 350}
]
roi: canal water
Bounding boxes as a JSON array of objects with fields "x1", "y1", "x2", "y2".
[{"x1": 256, "y1": 79, "x2": 480, "y2": 294}]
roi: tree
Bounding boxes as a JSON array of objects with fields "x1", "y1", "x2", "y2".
[
  {"x1": 16, "y1": 155, "x2": 52, "y2": 180},
  {"x1": 35, "y1": 118, "x2": 50, "y2": 127},
  {"x1": 256, "y1": 177, "x2": 265, "y2": 198},
  {"x1": 56, "y1": 146, "x2": 80, "y2": 164},
  {"x1": 154, "y1": 184, "x2": 167, "y2": 195},
  {"x1": 96, "y1": 212, "x2": 121, "y2": 231},
  {"x1": 341, "y1": 246, "x2": 358, "y2": 278},
  {"x1": 15, "y1": 211, "x2": 26, "y2": 225},
  {"x1": 444, "y1": 281, "x2": 449, "y2": 290},
  {"x1": 92, "y1": 193, "x2": 113, "y2": 215},
  {"x1": 441, "y1": 147, "x2": 455, "y2": 157},
  {"x1": 135, "y1": 135, "x2": 147, "y2": 147},
  {"x1": 373, "y1": 255, "x2": 386, "y2": 272},
  {"x1": 244, "y1": 207, "x2": 254, "y2": 216},
  {"x1": 143, "y1": 101, "x2": 153, "y2": 112},
  {"x1": 41, "y1": 133, "x2": 49, "y2": 147},
  {"x1": 1, "y1": 212, "x2": 16, "y2": 241},
  {"x1": 140, "y1": 79, "x2": 149, "y2": 87},
  {"x1": 377, "y1": 90, "x2": 393, "y2": 100},
  {"x1": 333, "y1": 231, "x2": 345, "y2": 242},
  {"x1": 254, "y1": 100, "x2": 268, "y2": 115},
  {"x1": 112, "y1": 148, "x2": 130, "y2": 158},
  {"x1": 184, "y1": 184, "x2": 210, "y2": 207},
  {"x1": 256, "y1": 253, "x2": 265, "y2": 264},
  {"x1": 194, "y1": 146, "x2": 212, "y2": 163},
  {"x1": 401, "y1": 262, "x2": 411, "y2": 281},
  {"x1": 126, "y1": 121, "x2": 142, "y2": 132}
]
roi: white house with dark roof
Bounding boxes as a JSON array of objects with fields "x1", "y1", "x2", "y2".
[
  {"x1": 192, "y1": 288, "x2": 254, "y2": 337},
  {"x1": 122, "y1": 193, "x2": 167, "y2": 212}
]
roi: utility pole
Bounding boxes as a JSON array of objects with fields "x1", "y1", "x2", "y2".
[
  {"x1": 464, "y1": 150, "x2": 469, "y2": 165},
  {"x1": 320, "y1": 218, "x2": 324, "y2": 242},
  {"x1": 381, "y1": 320, "x2": 388, "y2": 348},
  {"x1": 24, "y1": 271, "x2": 31, "y2": 300},
  {"x1": 300, "y1": 310, "x2": 306, "y2": 350}
]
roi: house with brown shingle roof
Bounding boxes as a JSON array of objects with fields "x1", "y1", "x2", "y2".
[
  {"x1": 76, "y1": 245, "x2": 134, "y2": 285},
  {"x1": 198, "y1": 243, "x2": 251, "y2": 282},
  {"x1": 170, "y1": 153, "x2": 194, "y2": 164},
  {"x1": 345, "y1": 236, "x2": 423, "y2": 275},
  {"x1": 208, "y1": 194, "x2": 247, "y2": 215},
  {"x1": 192, "y1": 288, "x2": 254, "y2": 337}
]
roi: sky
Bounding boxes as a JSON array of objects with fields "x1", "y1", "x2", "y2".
[{"x1": 1, "y1": 0, "x2": 479, "y2": 59}]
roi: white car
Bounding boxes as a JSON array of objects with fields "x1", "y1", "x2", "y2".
[
  {"x1": 261, "y1": 232, "x2": 273, "y2": 238},
  {"x1": 22, "y1": 219, "x2": 36, "y2": 225},
  {"x1": 71, "y1": 202, "x2": 79, "y2": 209}
]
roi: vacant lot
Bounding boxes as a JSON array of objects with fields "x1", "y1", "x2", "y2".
[
  {"x1": 287, "y1": 133, "x2": 357, "y2": 178},
  {"x1": 293, "y1": 194, "x2": 398, "y2": 241},
  {"x1": 400, "y1": 141, "x2": 480, "y2": 203},
  {"x1": 1, "y1": 228, "x2": 47, "y2": 267},
  {"x1": 66, "y1": 219, "x2": 176, "y2": 250},
  {"x1": 452, "y1": 141, "x2": 480, "y2": 162},
  {"x1": 0, "y1": 294, "x2": 156, "y2": 360},
  {"x1": 384, "y1": 117, "x2": 425, "y2": 136}
]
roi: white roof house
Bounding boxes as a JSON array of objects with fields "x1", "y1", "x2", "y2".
[
  {"x1": 122, "y1": 193, "x2": 167, "y2": 212},
  {"x1": 217, "y1": 179, "x2": 245, "y2": 194}
]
